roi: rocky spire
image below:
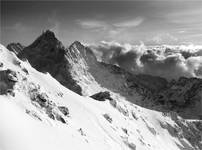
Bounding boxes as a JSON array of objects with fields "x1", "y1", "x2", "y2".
[
  {"x1": 28, "y1": 30, "x2": 63, "y2": 49},
  {"x1": 68, "y1": 40, "x2": 97, "y2": 63},
  {"x1": 17, "y1": 30, "x2": 82, "y2": 95}
]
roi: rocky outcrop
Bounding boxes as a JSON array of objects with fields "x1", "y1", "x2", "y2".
[
  {"x1": 0, "y1": 69, "x2": 17, "y2": 96},
  {"x1": 28, "y1": 83, "x2": 68, "y2": 124},
  {"x1": 156, "y1": 77, "x2": 202, "y2": 107},
  {"x1": 155, "y1": 77, "x2": 202, "y2": 119},
  {"x1": 58, "y1": 106, "x2": 69, "y2": 116},
  {"x1": 7, "y1": 43, "x2": 24, "y2": 55},
  {"x1": 90, "y1": 91, "x2": 113, "y2": 101}
]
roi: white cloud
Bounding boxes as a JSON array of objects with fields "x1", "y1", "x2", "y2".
[{"x1": 89, "y1": 41, "x2": 202, "y2": 79}]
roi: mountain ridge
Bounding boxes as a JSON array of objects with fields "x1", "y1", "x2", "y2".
[{"x1": 7, "y1": 30, "x2": 202, "y2": 119}]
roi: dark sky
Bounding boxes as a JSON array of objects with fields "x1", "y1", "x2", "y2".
[{"x1": 1, "y1": 1, "x2": 202, "y2": 46}]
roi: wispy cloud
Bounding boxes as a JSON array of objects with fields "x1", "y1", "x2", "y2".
[
  {"x1": 76, "y1": 17, "x2": 144, "y2": 38},
  {"x1": 113, "y1": 17, "x2": 144, "y2": 28},
  {"x1": 77, "y1": 17, "x2": 144, "y2": 30},
  {"x1": 76, "y1": 19, "x2": 108, "y2": 30}
]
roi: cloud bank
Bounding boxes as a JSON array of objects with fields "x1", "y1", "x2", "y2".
[{"x1": 89, "y1": 41, "x2": 202, "y2": 80}]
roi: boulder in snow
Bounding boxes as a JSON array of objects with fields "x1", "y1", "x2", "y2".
[
  {"x1": 103, "y1": 113, "x2": 112, "y2": 123},
  {"x1": 6, "y1": 69, "x2": 18, "y2": 82},
  {"x1": 37, "y1": 92, "x2": 48, "y2": 103},
  {"x1": 56, "y1": 114, "x2": 66, "y2": 124},
  {"x1": 90, "y1": 91, "x2": 113, "y2": 101},
  {"x1": 0, "y1": 70, "x2": 16, "y2": 95},
  {"x1": 58, "y1": 106, "x2": 69, "y2": 116}
]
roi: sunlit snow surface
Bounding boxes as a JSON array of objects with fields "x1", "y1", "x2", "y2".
[{"x1": 0, "y1": 44, "x2": 201, "y2": 150}]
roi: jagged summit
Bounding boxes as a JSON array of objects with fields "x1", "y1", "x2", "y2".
[
  {"x1": 70, "y1": 40, "x2": 82, "y2": 47},
  {"x1": 18, "y1": 30, "x2": 65, "y2": 71},
  {"x1": 28, "y1": 30, "x2": 62, "y2": 49},
  {"x1": 69, "y1": 40, "x2": 97, "y2": 60},
  {"x1": 40, "y1": 30, "x2": 56, "y2": 40},
  {"x1": 15, "y1": 30, "x2": 82, "y2": 95},
  {"x1": 6, "y1": 30, "x2": 59, "y2": 55},
  {"x1": 42, "y1": 29, "x2": 56, "y2": 38},
  {"x1": 69, "y1": 41, "x2": 97, "y2": 63}
]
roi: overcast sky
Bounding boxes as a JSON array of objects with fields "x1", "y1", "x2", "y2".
[{"x1": 1, "y1": 1, "x2": 202, "y2": 46}]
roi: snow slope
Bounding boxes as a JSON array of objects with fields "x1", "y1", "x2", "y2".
[{"x1": 0, "y1": 44, "x2": 202, "y2": 150}]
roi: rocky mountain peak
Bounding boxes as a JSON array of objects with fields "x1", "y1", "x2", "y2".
[
  {"x1": 69, "y1": 41, "x2": 92, "y2": 54},
  {"x1": 70, "y1": 41, "x2": 83, "y2": 48},
  {"x1": 28, "y1": 30, "x2": 61, "y2": 48},
  {"x1": 67, "y1": 40, "x2": 97, "y2": 65},
  {"x1": 15, "y1": 30, "x2": 82, "y2": 95},
  {"x1": 42, "y1": 29, "x2": 56, "y2": 38},
  {"x1": 18, "y1": 30, "x2": 65, "y2": 64}
]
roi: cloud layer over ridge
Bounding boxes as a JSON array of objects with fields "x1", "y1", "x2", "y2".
[{"x1": 89, "y1": 42, "x2": 202, "y2": 80}]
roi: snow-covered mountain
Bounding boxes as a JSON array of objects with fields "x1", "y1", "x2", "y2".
[{"x1": 1, "y1": 30, "x2": 202, "y2": 150}]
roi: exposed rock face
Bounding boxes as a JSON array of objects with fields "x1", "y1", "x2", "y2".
[
  {"x1": 90, "y1": 91, "x2": 113, "y2": 101},
  {"x1": 7, "y1": 43, "x2": 24, "y2": 55},
  {"x1": 65, "y1": 41, "x2": 100, "y2": 95},
  {"x1": 155, "y1": 77, "x2": 202, "y2": 119},
  {"x1": 58, "y1": 106, "x2": 69, "y2": 116},
  {"x1": 27, "y1": 82, "x2": 68, "y2": 124},
  {"x1": 17, "y1": 30, "x2": 82, "y2": 95},
  {"x1": 0, "y1": 69, "x2": 17, "y2": 95},
  {"x1": 18, "y1": 30, "x2": 65, "y2": 71}
]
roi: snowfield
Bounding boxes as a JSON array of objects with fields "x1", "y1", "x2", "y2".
[{"x1": 0, "y1": 44, "x2": 201, "y2": 150}]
